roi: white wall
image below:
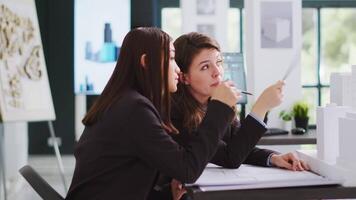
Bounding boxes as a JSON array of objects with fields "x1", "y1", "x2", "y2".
[
  {"x1": 245, "y1": 0, "x2": 302, "y2": 128},
  {"x1": 181, "y1": 0, "x2": 229, "y2": 51},
  {"x1": 74, "y1": 0, "x2": 130, "y2": 94},
  {"x1": 75, "y1": 94, "x2": 86, "y2": 140}
]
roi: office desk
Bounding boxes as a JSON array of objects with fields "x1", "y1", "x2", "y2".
[
  {"x1": 258, "y1": 129, "x2": 316, "y2": 145},
  {"x1": 187, "y1": 185, "x2": 356, "y2": 200}
]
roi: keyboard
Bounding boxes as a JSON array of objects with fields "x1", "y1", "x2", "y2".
[{"x1": 264, "y1": 128, "x2": 289, "y2": 136}]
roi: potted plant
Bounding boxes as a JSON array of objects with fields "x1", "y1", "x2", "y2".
[
  {"x1": 292, "y1": 101, "x2": 310, "y2": 131},
  {"x1": 279, "y1": 110, "x2": 293, "y2": 131}
]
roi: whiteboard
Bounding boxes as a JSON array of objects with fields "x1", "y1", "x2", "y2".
[{"x1": 0, "y1": 0, "x2": 55, "y2": 122}]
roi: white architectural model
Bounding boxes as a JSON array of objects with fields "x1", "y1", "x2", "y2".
[
  {"x1": 352, "y1": 65, "x2": 356, "y2": 109},
  {"x1": 336, "y1": 111, "x2": 356, "y2": 186},
  {"x1": 330, "y1": 73, "x2": 352, "y2": 106},
  {"x1": 316, "y1": 104, "x2": 349, "y2": 164},
  {"x1": 316, "y1": 65, "x2": 356, "y2": 186},
  {"x1": 330, "y1": 66, "x2": 356, "y2": 109},
  {"x1": 262, "y1": 18, "x2": 291, "y2": 42},
  {"x1": 337, "y1": 111, "x2": 356, "y2": 169}
]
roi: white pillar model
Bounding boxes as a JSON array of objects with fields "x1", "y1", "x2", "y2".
[
  {"x1": 330, "y1": 73, "x2": 352, "y2": 106},
  {"x1": 352, "y1": 65, "x2": 356, "y2": 109},
  {"x1": 337, "y1": 111, "x2": 356, "y2": 168},
  {"x1": 316, "y1": 104, "x2": 349, "y2": 164}
]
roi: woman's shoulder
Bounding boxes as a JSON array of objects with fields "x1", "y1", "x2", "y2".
[
  {"x1": 117, "y1": 89, "x2": 151, "y2": 107},
  {"x1": 117, "y1": 89, "x2": 160, "y2": 117}
]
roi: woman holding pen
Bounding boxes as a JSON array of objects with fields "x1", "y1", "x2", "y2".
[{"x1": 150, "y1": 32, "x2": 309, "y2": 200}]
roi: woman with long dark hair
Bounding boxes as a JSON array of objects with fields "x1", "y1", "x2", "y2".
[{"x1": 66, "y1": 28, "x2": 241, "y2": 200}]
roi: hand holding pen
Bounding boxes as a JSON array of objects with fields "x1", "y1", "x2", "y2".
[
  {"x1": 224, "y1": 79, "x2": 253, "y2": 96},
  {"x1": 241, "y1": 90, "x2": 253, "y2": 96},
  {"x1": 211, "y1": 80, "x2": 242, "y2": 107},
  {"x1": 251, "y1": 80, "x2": 285, "y2": 119}
]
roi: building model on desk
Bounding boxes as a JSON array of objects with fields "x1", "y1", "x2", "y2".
[
  {"x1": 315, "y1": 65, "x2": 356, "y2": 186},
  {"x1": 316, "y1": 104, "x2": 349, "y2": 164},
  {"x1": 337, "y1": 111, "x2": 356, "y2": 170}
]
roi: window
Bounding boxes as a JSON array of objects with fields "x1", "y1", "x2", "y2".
[
  {"x1": 227, "y1": 8, "x2": 241, "y2": 52},
  {"x1": 162, "y1": 8, "x2": 182, "y2": 40},
  {"x1": 302, "y1": 9, "x2": 318, "y2": 86},
  {"x1": 301, "y1": 5, "x2": 356, "y2": 125},
  {"x1": 160, "y1": 1, "x2": 356, "y2": 126},
  {"x1": 301, "y1": 8, "x2": 318, "y2": 124},
  {"x1": 321, "y1": 8, "x2": 356, "y2": 85},
  {"x1": 161, "y1": 2, "x2": 243, "y2": 52}
]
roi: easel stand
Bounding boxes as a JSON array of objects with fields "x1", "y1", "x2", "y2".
[
  {"x1": 0, "y1": 124, "x2": 7, "y2": 200},
  {"x1": 0, "y1": 121, "x2": 67, "y2": 200},
  {"x1": 47, "y1": 121, "x2": 68, "y2": 193}
]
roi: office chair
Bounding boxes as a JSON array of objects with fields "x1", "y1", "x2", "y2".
[{"x1": 19, "y1": 165, "x2": 64, "y2": 200}]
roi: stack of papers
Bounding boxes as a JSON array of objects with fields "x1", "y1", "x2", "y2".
[{"x1": 187, "y1": 164, "x2": 342, "y2": 191}]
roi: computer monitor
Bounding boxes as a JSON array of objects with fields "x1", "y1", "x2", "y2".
[{"x1": 222, "y1": 53, "x2": 248, "y2": 104}]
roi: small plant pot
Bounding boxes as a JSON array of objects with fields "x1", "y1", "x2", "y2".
[
  {"x1": 283, "y1": 121, "x2": 292, "y2": 132},
  {"x1": 294, "y1": 117, "x2": 309, "y2": 132}
]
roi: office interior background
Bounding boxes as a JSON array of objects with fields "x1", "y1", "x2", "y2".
[{"x1": 1, "y1": 0, "x2": 356, "y2": 199}]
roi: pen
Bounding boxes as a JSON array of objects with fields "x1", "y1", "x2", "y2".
[
  {"x1": 223, "y1": 79, "x2": 253, "y2": 96},
  {"x1": 241, "y1": 90, "x2": 253, "y2": 96}
]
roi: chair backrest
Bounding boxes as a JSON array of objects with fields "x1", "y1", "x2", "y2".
[{"x1": 19, "y1": 165, "x2": 64, "y2": 200}]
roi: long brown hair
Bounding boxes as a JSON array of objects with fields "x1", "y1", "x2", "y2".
[
  {"x1": 83, "y1": 27, "x2": 177, "y2": 133},
  {"x1": 172, "y1": 32, "x2": 221, "y2": 132}
]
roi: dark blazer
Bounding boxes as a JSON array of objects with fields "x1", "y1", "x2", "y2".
[
  {"x1": 147, "y1": 103, "x2": 274, "y2": 200},
  {"x1": 170, "y1": 104, "x2": 275, "y2": 169},
  {"x1": 65, "y1": 89, "x2": 237, "y2": 200}
]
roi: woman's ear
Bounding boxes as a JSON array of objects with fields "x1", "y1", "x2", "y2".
[
  {"x1": 140, "y1": 54, "x2": 147, "y2": 69},
  {"x1": 179, "y1": 73, "x2": 190, "y2": 85}
]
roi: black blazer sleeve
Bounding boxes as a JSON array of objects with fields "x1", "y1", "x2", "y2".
[
  {"x1": 209, "y1": 115, "x2": 269, "y2": 168},
  {"x1": 130, "y1": 99, "x2": 233, "y2": 183},
  {"x1": 243, "y1": 147, "x2": 277, "y2": 166}
]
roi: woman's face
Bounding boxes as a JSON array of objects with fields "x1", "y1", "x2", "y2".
[
  {"x1": 168, "y1": 42, "x2": 181, "y2": 92},
  {"x1": 182, "y1": 48, "x2": 223, "y2": 104}
]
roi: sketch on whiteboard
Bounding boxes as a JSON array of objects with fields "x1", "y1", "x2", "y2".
[{"x1": 0, "y1": 0, "x2": 55, "y2": 122}]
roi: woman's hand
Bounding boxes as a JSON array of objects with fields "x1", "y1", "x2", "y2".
[
  {"x1": 270, "y1": 152, "x2": 310, "y2": 171},
  {"x1": 251, "y1": 80, "x2": 285, "y2": 119},
  {"x1": 210, "y1": 80, "x2": 242, "y2": 108},
  {"x1": 171, "y1": 179, "x2": 186, "y2": 200}
]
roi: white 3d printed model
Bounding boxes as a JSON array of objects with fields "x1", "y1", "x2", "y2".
[
  {"x1": 262, "y1": 17, "x2": 291, "y2": 43},
  {"x1": 337, "y1": 111, "x2": 356, "y2": 169},
  {"x1": 316, "y1": 104, "x2": 350, "y2": 164},
  {"x1": 330, "y1": 73, "x2": 352, "y2": 107}
]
